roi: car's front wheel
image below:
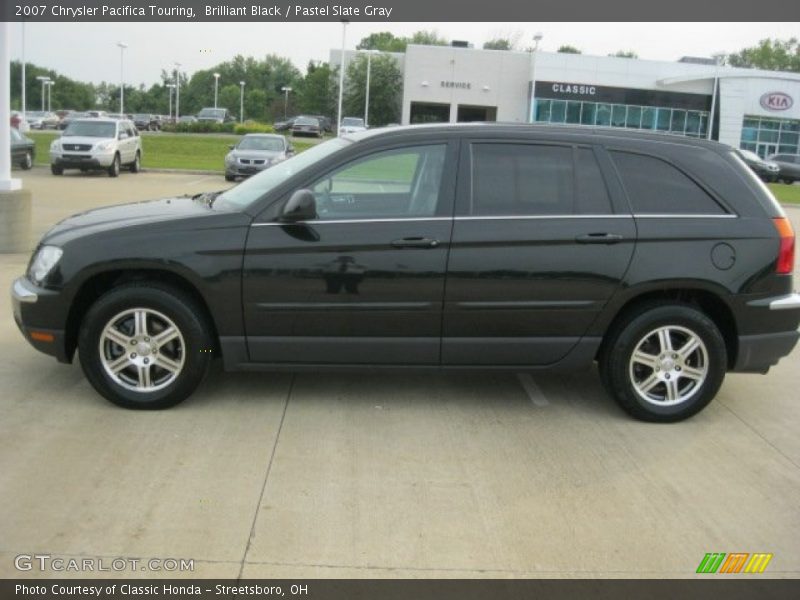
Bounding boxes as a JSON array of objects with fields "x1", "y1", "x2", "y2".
[
  {"x1": 600, "y1": 303, "x2": 727, "y2": 422},
  {"x1": 108, "y1": 153, "x2": 120, "y2": 177},
  {"x1": 20, "y1": 151, "x2": 33, "y2": 170},
  {"x1": 50, "y1": 164, "x2": 63, "y2": 175},
  {"x1": 130, "y1": 151, "x2": 141, "y2": 173},
  {"x1": 78, "y1": 283, "x2": 213, "y2": 409}
]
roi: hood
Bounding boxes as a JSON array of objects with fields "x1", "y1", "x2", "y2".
[
  {"x1": 56, "y1": 135, "x2": 111, "y2": 147},
  {"x1": 41, "y1": 197, "x2": 222, "y2": 245}
]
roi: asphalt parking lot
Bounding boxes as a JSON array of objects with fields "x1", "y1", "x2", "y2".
[{"x1": 1, "y1": 169, "x2": 799, "y2": 579}]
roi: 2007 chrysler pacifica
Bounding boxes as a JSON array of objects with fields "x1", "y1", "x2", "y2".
[{"x1": 11, "y1": 124, "x2": 800, "y2": 421}]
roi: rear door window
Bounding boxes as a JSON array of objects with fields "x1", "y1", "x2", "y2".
[{"x1": 609, "y1": 150, "x2": 726, "y2": 215}]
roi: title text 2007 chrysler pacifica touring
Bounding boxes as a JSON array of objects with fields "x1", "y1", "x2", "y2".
[{"x1": 12, "y1": 124, "x2": 800, "y2": 421}]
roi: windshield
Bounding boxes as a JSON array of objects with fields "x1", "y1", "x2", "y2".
[
  {"x1": 295, "y1": 117, "x2": 318, "y2": 126},
  {"x1": 198, "y1": 108, "x2": 225, "y2": 118},
  {"x1": 63, "y1": 121, "x2": 117, "y2": 138},
  {"x1": 237, "y1": 136, "x2": 285, "y2": 151},
  {"x1": 342, "y1": 118, "x2": 364, "y2": 126},
  {"x1": 215, "y1": 138, "x2": 350, "y2": 210}
]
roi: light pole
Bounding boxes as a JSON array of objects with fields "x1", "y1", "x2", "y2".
[
  {"x1": 174, "y1": 62, "x2": 181, "y2": 120},
  {"x1": 239, "y1": 81, "x2": 245, "y2": 123},
  {"x1": 21, "y1": 21, "x2": 26, "y2": 118},
  {"x1": 35, "y1": 75, "x2": 50, "y2": 112},
  {"x1": 364, "y1": 50, "x2": 378, "y2": 128},
  {"x1": 533, "y1": 32, "x2": 543, "y2": 52},
  {"x1": 46, "y1": 80, "x2": 54, "y2": 112},
  {"x1": 166, "y1": 83, "x2": 176, "y2": 121},
  {"x1": 117, "y1": 42, "x2": 128, "y2": 115},
  {"x1": 213, "y1": 72, "x2": 220, "y2": 108},
  {"x1": 281, "y1": 86, "x2": 292, "y2": 119},
  {"x1": 336, "y1": 20, "x2": 348, "y2": 135}
]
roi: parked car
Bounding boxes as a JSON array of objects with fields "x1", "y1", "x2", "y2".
[
  {"x1": 49, "y1": 118, "x2": 142, "y2": 177},
  {"x1": 11, "y1": 124, "x2": 800, "y2": 421},
  {"x1": 273, "y1": 116, "x2": 297, "y2": 132},
  {"x1": 86, "y1": 110, "x2": 108, "y2": 119},
  {"x1": 224, "y1": 133, "x2": 293, "y2": 181},
  {"x1": 178, "y1": 115, "x2": 198, "y2": 124},
  {"x1": 291, "y1": 116, "x2": 322, "y2": 138},
  {"x1": 25, "y1": 111, "x2": 59, "y2": 130},
  {"x1": 339, "y1": 117, "x2": 367, "y2": 135},
  {"x1": 58, "y1": 111, "x2": 89, "y2": 130},
  {"x1": 735, "y1": 149, "x2": 780, "y2": 182},
  {"x1": 196, "y1": 108, "x2": 234, "y2": 124},
  {"x1": 308, "y1": 115, "x2": 333, "y2": 132},
  {"x1": 132, "y1": 114, "x2": 161, "y2": 131},
  {"x1": 767, "y1": 153, "x2": 800, "y2": 184},
  {"x1": 10, "y1": 127, "x2": 35, "y2": 170}
]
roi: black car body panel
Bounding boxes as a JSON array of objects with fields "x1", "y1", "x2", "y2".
[{"x1": 11, "y1": 124, "x2": 800, "y2": 384}]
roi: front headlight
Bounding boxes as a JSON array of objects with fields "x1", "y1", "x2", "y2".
[
  {"x1": 50, "y1": 139, "x2": 61, "y2": 151},
  {"x1": 225, "y1": 153, "x2": 235, "y2": 164},
  {"x1": 95, "y1": 141, "x2": 114, "y2": 151},
  {"x1": 28, "y1": 245, "x2": 63, "y2": 285}
]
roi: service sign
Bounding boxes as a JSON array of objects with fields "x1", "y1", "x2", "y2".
[{"x1": 760, "y1": 92, "x2": 793, "y2": 112}]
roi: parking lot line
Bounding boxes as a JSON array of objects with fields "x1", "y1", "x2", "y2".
[{"x1": 516, "y1": 373, "x2": 549, "y2": 406}]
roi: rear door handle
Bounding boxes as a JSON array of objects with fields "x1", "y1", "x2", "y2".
[
  {"x1": 391, "y1": 237, "x2": 440, "y2": 248},
  {"x1": 575, "y1": 233, "x2": 624, "y2": 244}
]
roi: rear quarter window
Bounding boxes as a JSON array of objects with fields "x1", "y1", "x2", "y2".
[{"x1": 609, "y1": 150, "x2": 726, "y2": 215}]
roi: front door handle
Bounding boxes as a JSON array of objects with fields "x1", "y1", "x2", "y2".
[
  {"x1": 575, "y1": 233, "x2": 624, "y2": 244},
  {"x1": 391, "y1": 237, "x2": 440, "y2": 249}
]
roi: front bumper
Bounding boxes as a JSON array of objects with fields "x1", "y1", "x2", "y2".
[
  {"x1": 51, "y1": 151, "x2": 115, "y2": 169},
  {"x1": 11, "y1": 277, "x2": 70, "y2": 363},
  {"x1": 226, "y1": 163, "x2": 272, "y2": 177}
]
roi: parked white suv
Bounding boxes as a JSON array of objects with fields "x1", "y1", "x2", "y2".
[{"x1": 50, "y1": 118, "x2": 142, "y2": 177}]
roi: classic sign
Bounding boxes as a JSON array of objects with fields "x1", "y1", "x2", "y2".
[{"x1": 760, "y1": 92, "x2": 793, "y2": 112}]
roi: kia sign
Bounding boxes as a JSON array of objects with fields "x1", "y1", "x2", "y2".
[{"x1": 760, "y1": 92, "x2": 793, "y2": 112}]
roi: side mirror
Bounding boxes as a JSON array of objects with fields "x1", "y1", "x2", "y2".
[
  {"x1": 280, "y1": 189, "x2": 317, "y2": 222},
  {"x1": 228, "y1": 144, "x2": 235, "y2": 150},
  {"x1": 119, "y1": 132, "x2": 129, "y2": 140},
  {"x1": 287, "y1": 146, "x2": 295, "y2": 154}
]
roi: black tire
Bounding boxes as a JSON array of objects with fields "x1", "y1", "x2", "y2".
[
  {"x1": 129, "y1": 151, "x2": 141, "y2": 173},
  {"x1": 20, "y1": 151, "x2": 33, "y2": 170},
  {"x1": 50, "y1": 164, "x2": 63, "y2": 175},
  {"x1": 599, "y1": 302, "x2": 727, "y2": 422},
  {"x1": 224, "y1": 174, "x2": 236, "y2": 182},
  {"x1": 78, "y1": 283, "x2": 213, "y2": 410},
  {"x1": 108, "y1": 153, "x2": 120, "y2": 177}
]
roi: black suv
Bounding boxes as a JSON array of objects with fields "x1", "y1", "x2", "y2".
[{"x1": 11, "y1": 124, "x2": 800, "y2": 421}]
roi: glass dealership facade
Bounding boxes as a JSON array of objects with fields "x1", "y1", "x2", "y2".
[
  {"x1": 533, "y1": 98, "x2": 710, "y2": 138},
  {"x1": 739, "y1": 115, "x2": 800, "y2": 157}
]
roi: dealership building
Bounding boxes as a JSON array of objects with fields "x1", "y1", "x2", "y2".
[{"x1": 335, "y1": 44, "x2": 800, "y2": 157}]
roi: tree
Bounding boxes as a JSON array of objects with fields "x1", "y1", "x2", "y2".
[
  {"x1": 357, "y1": 32, "x2": 407, "y2": 52},
  {"x1": 557, "y1": 45, "x2": 582, "y2": 54},
  {"x1": 218, "y1": 84, "x2": 241, "y2": 118},
  {"x1": 611, "y1": 50, "x2": 638, "y2": 59},
  {"x1": 297, "y1": 61, "x2": 335, "y2": 117},
  {"x1": 343, "y1": 54, "x2": 402, "y2": 126},
  {"x1": 483, "y1": 39, "x2": 513, "y2": 51},
  {"x1": 10, "y1": 61, "x2": 95, "y2": 112},
  {"x1": 408, "y1": 30, "x2": 449, "y2": 46},
  {"x1": 724, "y1": 38, "x2": 800, "y2": 72}
]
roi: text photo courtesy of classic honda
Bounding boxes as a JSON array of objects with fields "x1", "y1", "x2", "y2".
[{"x1": 11, "y1": 124, "x2": 800, "y2": 422}]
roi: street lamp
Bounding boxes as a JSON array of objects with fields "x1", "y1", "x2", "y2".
[
  {"x1": 166, "y1": 83, "x2": 176, "y2": 121},
  {"x1": 281, "y1": 86, "x2": 292, "y2": 119},
  {"x1": 533, "y1": 32, "x2": 543, "y2": 52},
  {"x1": 363, "y1": 50, "x2": 379, "y2": 128},
  {"x1": 117, "y1": 42, "x2": 128, "y2": 115},
  {"x1": 35, "y1": 75, "x2": 50, "y2": 111},
  {"x1": 174, "y1": 62, "x2": 181, "y2": 120},
  {"x1": 239, "y1": 81, "x2": 245, "y2": 123},
  {"x1": 213, "y1": 72, "x2": 220, "y2": 109},
  {"x1": 45, "y1": 80, "x2": 54, "y2": 112},
  {"x1": 336, "y1": 20, "x2": 348, "y2": 135}
]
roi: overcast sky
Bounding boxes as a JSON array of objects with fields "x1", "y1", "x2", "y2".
[{"x1": 10, "y1": 22, "x2": 800, "y2": 87}]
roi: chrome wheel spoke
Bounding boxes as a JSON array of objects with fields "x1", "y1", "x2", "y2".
[
  {"x1": 138, "y1": 364, "x2": 152, "y2": 388},
  {"x1": 154, "y1": 354, "x2": 181, "y2": 374},
  {"x1": 677, "y1": 335, "x2": 701, "y2": 361},
  {"x1": 680, "y1": 365, "x2": 706, "y2": 381},
  {"x1": 639, "y1": 373, "x2": 661, "y2": 394},
  {"x1": 154, "y1": 326, "x2": 179, "y2": 346},
  {"x1": 107, "y1": 354, "x2": 130, "y2": 374},
  {"x1": 133, "y1": 310, "x2": 148, "y2": 337},
  {"x1": 632, "y1": 350, "x2": 659, "y2": 369},
  {"x1": 664, "y1": 378, "x2": 680, "y2": 402},
  {"x1": 104, "y1": 326, "x2": 131, "y2": 348},
  {"x1": 657, "y1": 329, "x2": 673, "y2": 353}
]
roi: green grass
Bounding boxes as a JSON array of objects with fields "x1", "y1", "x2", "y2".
[
  {"x1": 768, "y1": 183, "x2": 800, "y2": 205},
  {"x1": 28, "y1": 131, "x2": 315, "y2": 172}
]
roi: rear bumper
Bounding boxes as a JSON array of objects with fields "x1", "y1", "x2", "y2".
[{"x1": 733, "y1": 293, "x2": 800, "y2": 372}]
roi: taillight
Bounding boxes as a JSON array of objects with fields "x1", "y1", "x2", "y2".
[{"x1": 773, "y1": 217, "x2": 795, "y2": 275}]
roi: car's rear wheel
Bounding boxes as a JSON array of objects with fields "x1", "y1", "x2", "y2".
[
  {"x1": 20, "y1": 151, "x2": 33, "y2": 170},
  {"x1": 78, "y1": 283, "x2": 213, "y2": 409},
  {"x1": 50, "y1": 164, "x2": 63, "y2": 175},
  {"x1": 108, "y1": 153, "x2": 120, "y2": 178},
  {"x1": 600, "y1": 303, "x2": 727, "y2": 422}
]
